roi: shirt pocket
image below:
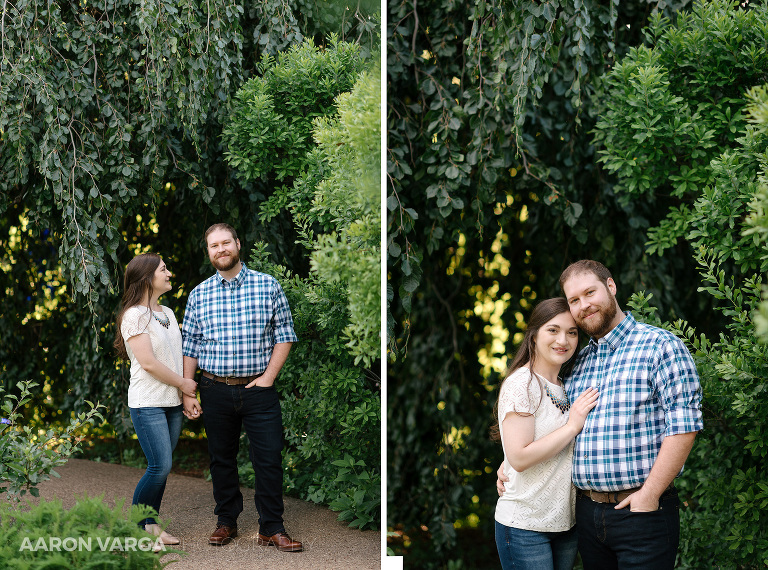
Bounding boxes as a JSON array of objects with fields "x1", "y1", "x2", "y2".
[
  {"x1": 242, "y1": 302, "x2": 270, "y2": 333},
  {"x1": 610, "y1": 364, "x2": 653, "y2": 414}
]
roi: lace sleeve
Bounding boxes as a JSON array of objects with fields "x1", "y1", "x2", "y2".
[
  {"x1": 121, "y1": 307, "x2": 151, "y2": 340},
  {"x1": 498, "y1": 369, "x2": 541, "y2": 418}
]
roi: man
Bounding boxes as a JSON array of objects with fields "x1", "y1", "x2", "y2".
[
  {"x1": 181, "y1": 223, "x2": 302, "y2": 552},
  {"x1": 498, "y1": 260, "x2": 702, "y2": 569}
]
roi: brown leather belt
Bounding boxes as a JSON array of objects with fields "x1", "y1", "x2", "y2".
[
  {"x1": 577, "y1": 484, "x2": 675, "y2": 504},
  {"x1": 202, "y1": 372, "x2": 262, "y2": 386}
]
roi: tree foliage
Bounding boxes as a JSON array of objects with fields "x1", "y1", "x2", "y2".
[
  {"x1": 593, "y1": 2, "x2": 768, "y2": 258},
  {"x1": 0, "y1": 0, "x2": 245, "y2": 315},
  {"x1": 308, "y1": 61, "x2": 381, "y2": 364},
  {"x1": 745, "y1": 84, "x2": 768, "y2": 339}
]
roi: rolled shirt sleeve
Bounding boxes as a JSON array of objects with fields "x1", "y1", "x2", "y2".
[
  {"x1": 271, "y1": 281, "x2": 298, "y2": 345},
  {"x1": 655, "y1": 337, "x2": 704, "y2": 437}
]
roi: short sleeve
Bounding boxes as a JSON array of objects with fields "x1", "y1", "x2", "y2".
[
  {"x1": 498, "y1": 369, "x2": 541, "y2": 418},
  {"x1": 121, "y1": 307, "x2": 151, "y2": 340}
]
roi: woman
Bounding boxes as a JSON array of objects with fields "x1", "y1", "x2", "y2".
[
  {"x1": 114, "y1": 253, "x2": 198, "y2": 546},
  {"x1": 493, "y1": 297, "x2": 598, "y2": 570}
]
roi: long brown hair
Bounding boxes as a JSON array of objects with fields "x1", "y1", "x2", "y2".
[
  {"x1": 490, "y1": 297, "x2": 578, "y2": 441},
  {"x1": 113, "y1": 253, "x2": 162, "y2": 360}
]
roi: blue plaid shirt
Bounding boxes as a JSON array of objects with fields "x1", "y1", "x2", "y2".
[
  {"x1": 182, "y1": 265, "x2": 298, "y2": 377},
  {"x1": 565, "y1": 312, "x2": 703, "y2": 492}
]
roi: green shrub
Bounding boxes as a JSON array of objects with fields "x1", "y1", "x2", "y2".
[
  {"x1": 307, "y1": 61, "x2": 381, "y2": 365},
  {"x1": 0, "y1": 496, "x2": 178, "y2": 568},
  {"x1": 1, "y1": 381, "x2": 104, "y2": 502},
  {"x1": 592, "y1": 0, "x2": 768, "y2": 258}
]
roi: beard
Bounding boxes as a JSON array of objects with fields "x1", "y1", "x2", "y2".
[
  {"x1": 576, "y1": 291, "x2": 619, "y2": 338},
  {"x1": 211, "y1": 250, "x2": 240, "y2": 272}
]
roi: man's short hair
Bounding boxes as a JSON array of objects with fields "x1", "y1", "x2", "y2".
[
  {"x1": 559, "y1": 260, "x2": 613, "y2": 293},
  {"x1": 204, "y1": 223, "x2": 238, "y2": 244}
]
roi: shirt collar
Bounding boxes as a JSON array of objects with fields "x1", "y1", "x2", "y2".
[
  {"x1": 217, "y1": 264, "x2": 248, "y2": 287},
  {"x1": 586, "y1": 311, "x2": 635, "y2": 353}
]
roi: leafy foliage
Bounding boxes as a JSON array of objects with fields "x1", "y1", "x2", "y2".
[
  {"x1": 594, "y1": 1, "x2": 768, "y2": 566},
  {"x1": 223, "y1": 36, "x2": 365, "y2": 220},
  {"x1": 744, "y1": 84, "x2": 768, "y2": 340},
  {"x1": 308, "y1": 61, "x2": 381, "y2": 364},
  {"x1": 0, "y1": 497, "x2": 175, "y2": 567},
  {"x1": 251, "y1": 0, "x2": 380, "y2": 60},
  {"x1": 593, "y1": 2, "x2": 768, "y2": 256},
  {"x1": 0, "y1": 0, "x2": 245, "y2": 316},
  {"x1": 1, "y1": 381, "x2": 104, "y2": 501}
]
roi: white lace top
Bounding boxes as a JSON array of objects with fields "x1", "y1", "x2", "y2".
[
  {"x1": 494, "y1": 367, "x2": 576, "y2": 532},
  {"x1": 121, "y1": 305, "x2": 183, "y2": 408}
]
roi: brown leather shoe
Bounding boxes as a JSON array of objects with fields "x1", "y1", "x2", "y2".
[
  {"x1": 209, "y1": 524, "x2": 237, "y2": 546},
  {"x1": 257, "y1": 531, "x2": 303, "y2": 552}
]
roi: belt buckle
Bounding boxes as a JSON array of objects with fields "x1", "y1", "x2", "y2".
[{"x1": 223, "y1": 376, "x2": 236, "y2": 386}]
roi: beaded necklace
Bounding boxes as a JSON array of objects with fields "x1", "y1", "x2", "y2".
[
  {"x1": 544, "y1": 380, "x2": 570, "y2": 414},
  {"x1": 152, "y1": 310, "x2": 170, "y2": 329}
]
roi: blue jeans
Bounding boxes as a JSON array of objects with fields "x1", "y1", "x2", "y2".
[
  {"x1": 575, "y1": 490, "x2": 680, "y2": 569},
  {"x1": 495, "y1": 521, "x2": 578, "y2": 570},
  {"x1": 199, "y1": 375, "x2": 285, "y2": 536},
  {"x1": 129, "y1": 405, "x2": 183, "y2": 526}
]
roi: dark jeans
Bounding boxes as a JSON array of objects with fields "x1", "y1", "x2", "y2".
[
  {"x1": 199, "y1": 375, "x2": 285, "y2": 536},
  {"x1": 575, "y1": 489, "x2": 680, "y2": 570},
  {"x1": 495, "y1": 521, "x2": 578, "y2": 570},
  {"x1": 129, "y1": 405, "x2": 183, "y2": 526}
]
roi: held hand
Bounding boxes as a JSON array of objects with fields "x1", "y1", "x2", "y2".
[
  {"x1": 615, "y1": 487, "x2": 659, "y2": 512},
  {"x1": 180, "y1": 377, "x2": 198, "y2": 398},
  {"x1": 566, "y1": 387, "x2": 599, "y2": 433},
  {"x1": 496, "y1": 461, "x2": 509, "y2": 496},
  {"x1": 182, "y1": 394, "x2": 202, "y2": 420}
]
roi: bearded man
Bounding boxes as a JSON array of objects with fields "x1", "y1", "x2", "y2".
[
  {"x1": 498, "y1": 259, "x2": 702, "y2": 569},
  {"x1": 181, "y1": 223, "x2": 303, "y2": 552}
]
